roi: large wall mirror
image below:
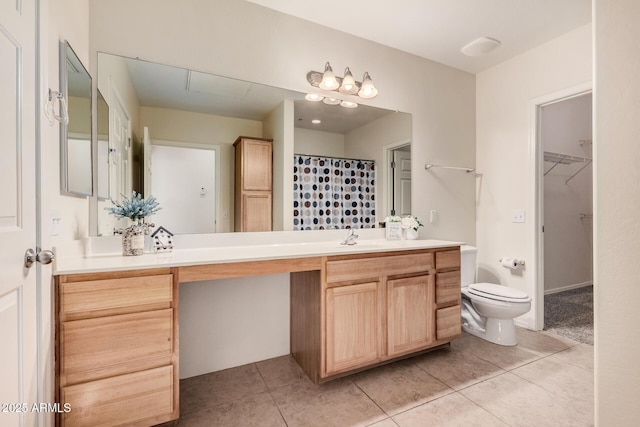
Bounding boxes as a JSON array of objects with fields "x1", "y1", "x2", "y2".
[
  {"x1": 60, "y1": 41, "x2": 93, "y2": 197},
  {"x1": 93, "y1": 52, "x2": 412, "y2": 236}
]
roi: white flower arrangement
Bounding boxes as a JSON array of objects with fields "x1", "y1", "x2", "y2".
[{"x1": 401, "y1": 215, "x2": 424, "y2": 231}]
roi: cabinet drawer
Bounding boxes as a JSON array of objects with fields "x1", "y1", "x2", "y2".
[
  {"x1": 60, "y1": 274, "x2": 173, "y2": 318},
  {"x1": 436, "y1": 305, "x2": 461, "y2": 340},
  {"x1": 61, "y1": 309, "x2": 173, "y2": 384},
  {"x1": 435, "y1": 249, "x2": 460, "y2": 270},
  {"x1": 436, "y1": 271, "x2": 461, "y2": 306},
  {"x1": 326, "y1": 252, "x2": 434, "y2": 283},
  {"x1": 61, "y1": 365, "x2": 174, "y2": 427}
]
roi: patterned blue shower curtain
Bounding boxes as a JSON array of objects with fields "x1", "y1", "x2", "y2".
[{"x1": 293, "y1": 155, "x2": 376, "y2": 230}]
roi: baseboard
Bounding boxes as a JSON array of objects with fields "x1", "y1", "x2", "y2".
[{"x1": 544, "y1": 281, "x2": 593, "y2": 295}]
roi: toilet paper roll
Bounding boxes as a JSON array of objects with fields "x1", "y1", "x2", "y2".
[{"x1": 501, "y1": 258, "x2": 518, "y2": 270}]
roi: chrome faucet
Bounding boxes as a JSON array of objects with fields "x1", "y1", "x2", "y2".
[{"x1": 340, "y1": 228, "x2": 359, "y2": 245}]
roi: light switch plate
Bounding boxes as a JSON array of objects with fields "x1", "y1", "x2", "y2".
[
  {"x1": 49, "y1": 209, "x2": 61, "y2": 236},
  {"x1": 512, "y1": 210, "x2": 525, "y2": 223}
]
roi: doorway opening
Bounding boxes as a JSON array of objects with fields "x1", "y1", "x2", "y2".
[
  {"x1": 536, "y1": 90, "x2": 593, "y2": 344},
  {"x1": 150, "y1": 141, "x2": 219, "y2": 234},
  {"x1": 385, "y1": 141, "x2": 411, "y2": 218}
]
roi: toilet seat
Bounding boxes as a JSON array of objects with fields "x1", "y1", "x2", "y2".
[{"x1": 468, "y1": 283, "x2": 531, "y2": 303}]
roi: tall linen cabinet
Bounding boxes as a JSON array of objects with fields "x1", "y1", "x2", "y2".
[{"x1": 233, "y1": 137, "x2": 273, "y2": 232}]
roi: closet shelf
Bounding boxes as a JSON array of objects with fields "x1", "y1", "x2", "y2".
[{"x1": 543, "y1": 151, "x2": 592, "y2": 184}]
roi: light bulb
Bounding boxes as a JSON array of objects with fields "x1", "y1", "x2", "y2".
[
  {"x1": 319, "y1": 62, "x2": 339, "y2": 91},
  {"x1": 358, "y1": 72, "x2": 378, "y2": 99},
  {"x1": 339, "y1": 67, "x2": 358, "y2": 95}
]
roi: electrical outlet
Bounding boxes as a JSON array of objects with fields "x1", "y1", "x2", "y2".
[
  {"x1": 512, "y1": 210, "x2": 525, "y2": 223},
  {"x1": 429, "y1": 210, "x2": 438, "y2": 223}
]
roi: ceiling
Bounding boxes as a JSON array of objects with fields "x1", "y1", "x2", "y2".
[
  {"x1": 106, "y1": 54, "x2": 396, "y2": 134},
  {"x1": 247, "y1": 0, "x2": 591, "y2": 74}
]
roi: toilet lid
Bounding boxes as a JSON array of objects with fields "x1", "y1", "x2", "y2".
[{"x1": 468, "y1": 283, "x2": 531, "y2": 303}]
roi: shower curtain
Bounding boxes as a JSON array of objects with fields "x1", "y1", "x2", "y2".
[{"x1": 293, "y1": 154, "x2": 375, "y2": 230}]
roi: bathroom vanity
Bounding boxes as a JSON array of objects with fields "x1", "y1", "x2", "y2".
[{"x1": 53, "y1": 238, "x2": 461, "y2": 426}]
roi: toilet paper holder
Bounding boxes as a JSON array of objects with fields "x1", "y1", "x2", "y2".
[{"x1": 499, "y1": 257, "x2": 525, "y2": 268}]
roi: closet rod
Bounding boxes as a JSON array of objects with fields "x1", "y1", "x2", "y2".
[{"x1": 425, "y1": 164, "x2": 475, "y2": 173}]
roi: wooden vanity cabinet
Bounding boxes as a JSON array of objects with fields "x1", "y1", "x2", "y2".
[
  {"x1": 55, "y1": 268, "x2": 179, "y2": 427},
  {"x1": 234, "y1": 136, "x2": 273, "y2": 232},
  {"x1": 291, "y1": 247, "x2": 462, "y2": 383}
]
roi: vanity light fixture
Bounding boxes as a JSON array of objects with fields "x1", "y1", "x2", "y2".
[{"x1": 306, "y1": 62, "x2": 378, "y2": 104}]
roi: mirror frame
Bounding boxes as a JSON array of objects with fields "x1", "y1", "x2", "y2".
[{"x1": 60, "y1": 40, "x2": 94, "y2": 197}]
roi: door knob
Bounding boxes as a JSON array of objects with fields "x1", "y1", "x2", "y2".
[{"x1": 24, "y1": 248, "x2": 55, "y2": 268}]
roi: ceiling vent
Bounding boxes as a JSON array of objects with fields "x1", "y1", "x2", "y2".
[{"x1": 460, "y1": 37, "x2": 501, "y2": 56}]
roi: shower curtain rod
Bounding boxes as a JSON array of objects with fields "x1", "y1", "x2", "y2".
[{"x1": 295, "y1": 153, "x2": 375, "y2": 163}]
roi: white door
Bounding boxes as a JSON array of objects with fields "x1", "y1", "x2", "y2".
[
  {"x1": 109, "y1": 90, "x2": 131, "y2": 201},
  {"x1": 393, "y1": 148, "x2": 412, "y2": 216},
  {"x1": 151, "y1": 143, "x2": 216, "y2": 234},
  {"x1": 0, "y1": 0, "x2": 39, "y2": 426}
]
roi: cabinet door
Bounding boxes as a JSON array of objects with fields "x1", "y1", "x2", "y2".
[
  {"x1": 326, "y1": 282, "x2": 382, "y2": 375},
  {"x1": 242, "y1": 192, "x2": 272, "y2": 232},
  {"x1": 242, "y1": 139, "x2": 272, "y2": 191},
  {"x1": 387, "y1": 275, "x2": 435, "y2": 357}
]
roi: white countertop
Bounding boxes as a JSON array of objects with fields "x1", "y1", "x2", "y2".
[{"x1": 53, "y1": 237, "x2": 463, "y2": 275}]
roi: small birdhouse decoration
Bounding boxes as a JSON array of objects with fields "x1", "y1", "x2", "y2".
[{"x1": 151, "y1": 226, "x2": 174, "y2": 252}]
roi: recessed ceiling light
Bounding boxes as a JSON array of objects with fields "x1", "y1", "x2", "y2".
[
  {"x1": 312, "y1": 119, "x2": 321, "y2": 124},
  {"x1": 461, "y1": 37, "x2": 501, "y2": 56}
]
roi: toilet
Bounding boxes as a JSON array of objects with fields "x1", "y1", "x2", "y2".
[{"x1": 460, "y1": 245, "x2": 531, "y2": 346}]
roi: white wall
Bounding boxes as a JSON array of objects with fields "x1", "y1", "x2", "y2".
[
  {"x1": 294, "y1": 128, "x2": 345, "y2": 158},
  {"x1": 542, "y1": 94, "x2": 592, "y2": 293},
  {"x1": 88, "y1": 0, "x2": 475, "y2": 375},
  {"x1": 594, "y1": 0, "x2": 640, "y2": 423},
  {"x1": 140, "y1": 106, "x2": 263, "y2": 232},
  {"x1": 179, "y1": 274, "x2": 290, "y2": 378},
  {"x1": 263, "y1": 100, "x2": 294, "y2": 231},
  {"x1": 475, "y1": 24, "x2": 592, "y2": 328},
  {"x1": 42, "y1": 0, "x2": 91, "y2": 424},
  {"x1": 345, "y1": 112, "x2": 412, "y2": 224}
]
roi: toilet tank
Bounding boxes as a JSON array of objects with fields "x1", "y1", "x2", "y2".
[{"x1": 460, "y1": 245, "x2": 477, "y2": 287}]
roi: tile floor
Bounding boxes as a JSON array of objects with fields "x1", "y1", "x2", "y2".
[{"x1": 169, "y1": 328, "x2": 593, "y2": 427}]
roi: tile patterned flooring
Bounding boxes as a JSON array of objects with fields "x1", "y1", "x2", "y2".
[{"x1": 169, "y1": 328, "x2": 593, "y2": 427}]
